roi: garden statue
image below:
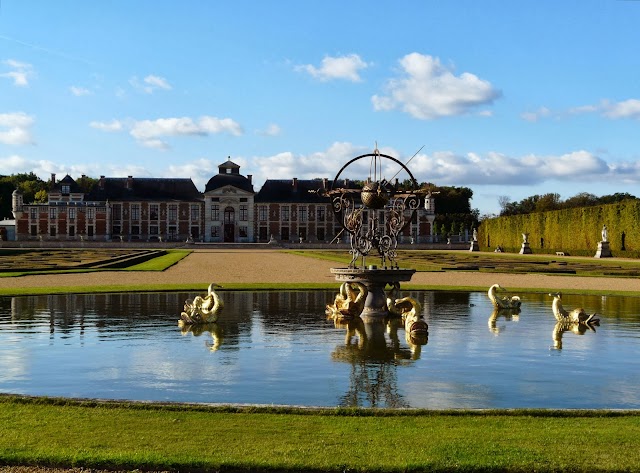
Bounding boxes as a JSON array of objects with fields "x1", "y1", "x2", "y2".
[
  {"x1": 601, "y1": 224, "x2": 608, "y2": 243},
  {"x1": 487, "y1": 284, "x2": 522, "y2": 310},
  {"x1": 472, "y1": 227, "x2": 478, "y2": 241},
  {"x1": 179, "y1": 283, "x2": 224, "y2": 325},
  {"x1": 548, "y1": 292, "x2": 600, "y2": 326}
]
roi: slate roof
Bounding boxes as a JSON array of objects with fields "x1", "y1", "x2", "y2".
[
  {"x1": 49, "y1": 174, "x2": 82, "y2": 194},
  {"x1": 205, "y1": 173, "x2": 254, "y2": 193},
  {"x1": 88, "y1": 177, "x2": 202, "y2": 202},
  {"x1": 255, "y1": 179, "x2": 330, "y2": 203}
]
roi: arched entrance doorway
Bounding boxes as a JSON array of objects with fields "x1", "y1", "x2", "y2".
[{"x1": 224, "y1": 206, "x2": 235, "y2": 242}]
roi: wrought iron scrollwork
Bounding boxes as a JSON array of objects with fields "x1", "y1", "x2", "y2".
[{"x1": 323, "y1": 151, "x2": 432, "y2": 269}]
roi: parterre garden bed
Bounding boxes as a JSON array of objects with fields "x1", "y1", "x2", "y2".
[{"x1": 0, "y1": 248, "x2": 166, "y2": 272}]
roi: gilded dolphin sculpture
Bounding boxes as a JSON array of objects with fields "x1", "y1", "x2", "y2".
[
  {"x1": 548, "y1": 292, "x2": 599, "y2": 325},
  {"x1": 179, "y1": 283, "x2": 224, "y2": 325},
  {"x1": 488, "y1": 284, "x2": 522, "y2": 310},
  {"x1": 326, "y1": 282, "x2": 368, "y2": 319}
]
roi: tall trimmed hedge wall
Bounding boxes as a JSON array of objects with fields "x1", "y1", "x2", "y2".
[{"x1": 478, "y1": 200, "x2": 640, "y2": 254}]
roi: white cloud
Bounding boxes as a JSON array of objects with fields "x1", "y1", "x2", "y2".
[
  {"x1": 409, "y1": 149, "x2": 612, "y2": 186},
  {"x1": 129, "y1": 74, "x2": 172, "y2": 94},
  {"x1": 536, "y1": 99, "x2": 640, "y2": 121},
  {"x1": 90, "y1": 119, "x2": 123, "y2": 132},
  {"x1": 601, "y1": 99, "x2": 640, "y2": 119},
  {"x1": 296, "y1": 54, "x2": 370, "y2": 82},
  {"x1": 0, "y1": 59, "x2": 33, "y2": 87},
  {"x1": 372, "y1": 53, "x2": 500, "y2": 119},
  {"x1": 70, "y1": 86, "x2": 91, "y2": 96},
  {"x1": 163, "y1": 159, "x2": 219, "y2": 190},
  {"x1": 0, "y1": 112, "x2": 34, "y2": 145},
  {"x1": 521, "y1": 107, "x2": 552, "y2": 122},
  {"x1": 256, "y1": 123, "x2": 282, "y2": 136},
  {"x1": 129, "y1": 116, "x2": 242, "y2": 149}
]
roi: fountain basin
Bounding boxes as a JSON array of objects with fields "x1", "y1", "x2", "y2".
[{"x1": 331, "y1": 267, "x2": 416, "y2": 319}]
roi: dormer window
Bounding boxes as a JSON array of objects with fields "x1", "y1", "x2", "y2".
[
  {"x1": 226, "y1": 168, "x2": 231, "y2": 174},
  {"x1": 61, "y1": 185, "x2": 70, "y2": 194}
]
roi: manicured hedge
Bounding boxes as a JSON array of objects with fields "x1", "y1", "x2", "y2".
[{"x1": 479, "y1": 200, "x2": 640, "y2": 255}]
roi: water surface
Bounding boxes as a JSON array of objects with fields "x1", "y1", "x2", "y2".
[{"x1": 1, "y1": 290, "x2": 639, "y2": 408}]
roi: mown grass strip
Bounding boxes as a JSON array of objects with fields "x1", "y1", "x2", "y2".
[{"x1": 1, "y1": 396, "x2": 640, "y2": 472}]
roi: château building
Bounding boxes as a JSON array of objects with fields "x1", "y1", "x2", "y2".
[{"x1": 11, "y1": 158, "x2": 436, "y2": 243}]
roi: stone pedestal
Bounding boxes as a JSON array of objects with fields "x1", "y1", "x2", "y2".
[
  {"x1": 519, "y1": 242, "x2": 532, "y2": 254},
  {"x1": 331, "y1": 267, "x2": 415, "y2": 320},
  {"x1": 469, "y1": 240, "x2": 479, "y2": 252},
  {"x1": 594, "y1": 241, "x2": 612, "y2": 258}
]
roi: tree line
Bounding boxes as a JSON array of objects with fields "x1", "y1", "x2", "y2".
[{"x1": 498, "y1": 192, "x2": 638, "y2": 217}]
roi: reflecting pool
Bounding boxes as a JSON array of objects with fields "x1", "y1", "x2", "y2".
[{"x1": 1, "y1": 290, "x2": 640, "y2": 409}]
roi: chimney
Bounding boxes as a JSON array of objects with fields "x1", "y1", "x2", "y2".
[
  {"x1": 292, "y1": 177, "x2": 298, "y2": 191},
  {"x1": 99, "y1": 176, "x2": 105, "y2": 189},
  {"x1": 50, "y1": 173, "x2": 56, "y2": 184},
  {"x1": 126, "y1": 176, "x2": 133, "y2": 190},
  {"x1": 322, "y1": 178, "x2": 328, "y2": 189},
  {"x1": 247, "y1": 174, "x2": 252, "y2": 184}
]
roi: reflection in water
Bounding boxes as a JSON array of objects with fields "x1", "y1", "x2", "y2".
[
  {"x1": 330, "y1": 316, "x2": 428, "y2": 408},
  {"x1": 552, "y1": 321, "x2": 597, "y2": 350},
  {"x1": 488, "y1": 308, "x2": 521, "y2": 335},
  {"x1": 3, "y1": 289, "x2": 640, "y2": 408},
  {"x1": 179, "y1": 322, "x2": 223, "y2": 351}
]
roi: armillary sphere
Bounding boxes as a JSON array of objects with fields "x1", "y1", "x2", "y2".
[{"x1": 322, "y1": 148, "x2": 429, "y2": 269}]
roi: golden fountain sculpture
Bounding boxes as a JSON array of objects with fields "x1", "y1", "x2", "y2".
[
  {"x1": 487, "y1": 284, "x2": 522, "y2": 310},
  {"x1": 548, "y1": 292, "x2": 600, "y2": 349},
  {"x1": 179, "y1": 283, "x2": 224, "y2": 325},
  {"x1": 326, "y1": 282, "x2": 368, "y2": 320},
  {"x1": 548, "y1": 292, "x2": 600, "y2": 325}
]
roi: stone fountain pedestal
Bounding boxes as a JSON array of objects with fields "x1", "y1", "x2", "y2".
[{"x1": 331, "y1": 267, "x2": 416, "y2": 321}]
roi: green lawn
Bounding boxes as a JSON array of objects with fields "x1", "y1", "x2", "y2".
[{"x1": 2, "y1": 397, "x2": 640, "y2": 472}]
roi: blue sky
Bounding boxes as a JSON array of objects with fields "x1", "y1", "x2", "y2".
[{"x1": 1, "y1": 1, "x2": 640, "y2": 215}]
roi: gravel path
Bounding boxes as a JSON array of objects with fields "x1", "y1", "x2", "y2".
[{"x1": 1, "y1": 249, "x2": 639, "y2": 293}]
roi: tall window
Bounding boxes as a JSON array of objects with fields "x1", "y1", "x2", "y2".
[
  {"x1": 149, "y1": 204, "x2": 159, "y2": 220},
  {"x1": 30, "y1": 208, "x2": 37, "y2": 219},
  {"x1": 258, "y1": 205, "x2": 267, "y2": 222},
  {"x1": 68, "y1": 207, "x2": 76, "y2": 220},
  {"x1": 281, "y1": 206, "x2": 290, "y2": 221},
  {"x1": 240, "y1": 205, "x2": 248, "y2": 221},
  {"x1": 317, "y1": 207, "x2": 325, "y2": 222},
  {"x1": 224, "y1": 207, "x2": 235, "y2": 224},
  {"x1": 112, "y1": 204, "x2": 122, "y2": 220},
  {"x1": 211, "y1": 204, "x2": 220, "y2": 221},
  {"x1": 299, "y1": 206, "x2": 307, "y2": 222},
  {"x1": 190, "y1": 204, "x2": 200, "y2": 222},
  {"x1": 87, "y1": 207, "x2": 95, "y2": 219},
  {"x1": 168, "y1": 205, "x2": 177, "y2": 221},
  {"x1": 211, "y1": 226, "x2": 220, "y2": 238},
  {"x1": 131, "y1": 204, "x2": 140, "y2": 220},
  {"x1": 49, "y1": 207, "x2": 57, "y2": 219}
]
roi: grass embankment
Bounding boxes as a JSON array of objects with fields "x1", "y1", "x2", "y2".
[{"x1": 2, "y1": 396, "x2": 640, "y2": 472}]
